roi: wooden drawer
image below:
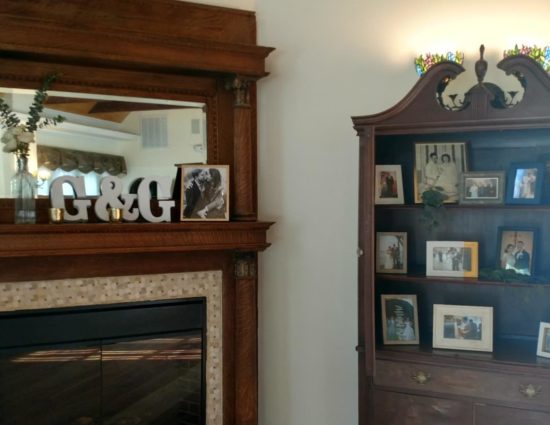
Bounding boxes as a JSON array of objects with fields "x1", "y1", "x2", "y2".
[
  {"x1": 475, "y1": 404, "x2": 550, "y2": 425},
  {"x1": 376, "y1": 359, "x2": 550, "y2": 409},
  {"x1": 373, "y1": 389, "x2": 472, "y2": 425}
]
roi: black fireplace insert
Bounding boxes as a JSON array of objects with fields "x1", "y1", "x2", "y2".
[{"x1": 0, "y1": 298, "x2": 206, "y2": 425}]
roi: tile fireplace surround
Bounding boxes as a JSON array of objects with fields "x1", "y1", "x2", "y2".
[{"x1": 0, "y1": 270, "x2": 223, "y2": 425}]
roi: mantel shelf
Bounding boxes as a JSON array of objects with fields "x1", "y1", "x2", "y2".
[{"x1": 0, "y1": 221, "x2": 274, "y2": 258}]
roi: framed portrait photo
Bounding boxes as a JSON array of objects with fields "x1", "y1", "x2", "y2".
[
  {"x1": 180, "y1": 164, "x2": 230, "y2": 221},
  {"x1": 537, "y1": 322, "x2": 550, "y2": 359},
  {"x1": 375, "y1": 165, "x2": 404, "y2": 204},
  {"x1": 459, "y1": 171, "x2": 505, "y2": 205},
  {"x1": 497, "y1": 227, "x2": 537, "y2": 276},
  {"x1": 376, "y1": 232, "x2": 407, "y2": 274},
  {"x1": 381, "y1": 294, "x2": 419, "y2": 345},
  {"x1": 426, "y1": 241, "x2": 478, "y2": 278},
  {"x1": 433, "y1": 304, "x2": 493, "y2": 352},
  {"x1": 506, "y1": 162, "x2": 544, "y2": 205},
  {"x1": 414, "y1": 141, "x2": 468, "y2": 204}
]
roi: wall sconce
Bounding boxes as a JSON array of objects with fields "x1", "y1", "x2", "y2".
[
  {"x1": 503, "y1": 44, "x2": 550, "y2": 71},
  {"x1": 414, "y1": 51, "x2": 464, "y2": 76}
]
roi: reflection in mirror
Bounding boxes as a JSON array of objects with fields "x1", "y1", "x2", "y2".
[{"x1": 0, "y1": 89, "x2": 207, "y2": 198}]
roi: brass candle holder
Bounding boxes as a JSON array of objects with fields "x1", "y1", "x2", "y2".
[
  {"x1": 48, "y1": 207, "x2": 64, "y2": 224},
  {"x1": 108, "y1": 207, "x2": 123, "y2": 223}
]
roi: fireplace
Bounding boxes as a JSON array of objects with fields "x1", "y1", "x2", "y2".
[{"x1": 0, "y1": 271, "x2": 223, "y2": 425}]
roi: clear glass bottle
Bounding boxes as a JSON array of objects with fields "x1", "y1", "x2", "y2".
[{"x1": 10, "y1": 154, "x2": 36, "y2": 224}]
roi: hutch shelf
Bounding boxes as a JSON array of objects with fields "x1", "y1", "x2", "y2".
[{"x1": 353, "y1": 48, "x2": 550, "y2": 425}]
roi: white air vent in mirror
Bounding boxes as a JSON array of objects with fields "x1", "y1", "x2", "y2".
[{"x1": 141, "y1": 116, "x2": 168, "y2": 148}]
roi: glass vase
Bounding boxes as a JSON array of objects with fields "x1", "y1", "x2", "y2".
[{"x1": 10, "y1": 154, "x2": 36, "y2": 224}]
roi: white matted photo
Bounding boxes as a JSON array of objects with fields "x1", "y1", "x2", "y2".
[
  {"x1": 180, "y1": 165, "x2": 230, "y2": 221},
  {"x1": 414, "y1": 141, "x2": 468, "y2": 203},
  {"x1": 433, "y1": 304, "x2": 493, "y2": 352},
  {"x1": 375, "y1": 165, "x2": 404, "y2": 204},
  {"x1": 381, "y1": 294, "x2": 419, "y2": 345},
  {"x1": 537, "y1": 322, "x2": 550, "y2": 358},
  {"x1": 376, "y1": 232, "x2": 407, "y2": 274},
  {"x1": 426, "y1": 241, "x2": 478, "y2": 278}
]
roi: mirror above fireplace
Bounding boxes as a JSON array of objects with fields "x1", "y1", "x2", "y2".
[{"x1": 0, "y1": 88, "x2": 207, "y2": 198}]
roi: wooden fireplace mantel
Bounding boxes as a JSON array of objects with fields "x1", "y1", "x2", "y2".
[
  {"x1": 0, "y1": 221, "x2": 273, "y2": 258},
  {"x1": 0, "y1": 1, "x2": 273, "y2": 425}
]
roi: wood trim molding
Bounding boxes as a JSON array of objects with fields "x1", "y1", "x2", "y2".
[{"x1": 0, "y1": 221, "x2": 273, "y2": 258}]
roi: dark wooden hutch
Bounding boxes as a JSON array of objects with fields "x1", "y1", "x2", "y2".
[
  {"x1": 353, "y1": 49, "x2": 550, "y2": 424},
  {"x1": 0, "y1": 1, "x2": 273, "y2": 425}
]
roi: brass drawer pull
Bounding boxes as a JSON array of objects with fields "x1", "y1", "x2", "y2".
[
  {"x1": 411, "y1": 371, "x2": 431, "y2": 385},
  {"x1": 519, "y1": 384, "x2": 542, "y2": 399}
]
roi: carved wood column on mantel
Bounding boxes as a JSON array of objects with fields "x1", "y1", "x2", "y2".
[
  {"x1": 227, "y1": 76, "x2": 257, "y2": 221},
  {"x1": 234, "y1": 252, "x2": 258, "y2": 425}
]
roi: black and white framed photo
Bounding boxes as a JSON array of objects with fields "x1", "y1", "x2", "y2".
[
  {"x1": 459, "y1": 171, "x2": 505, "y2": 205},
  {"x1": 497, "y1": 227, "x2": 537, "y2": 276},
  {"x1": 433, "y1": 304, "x2": 493, "y2": 352},
  {"x1": 414, "y1": 141, "x2": 468, "y2": 203},
  {"x1": 180, "y1": 165, "x2": 230, "y2": 221},
  {"x1": 375, "y1": 165, "x2": 404, "y2": 204},
  {"x1": 376, "y1": 232, "x2": 407, "y2": 274},
  {"x1": 506, "y1": 162, "x2": 544, "y2": 205},
  {"x1": 537, "y1": 322, "x2": 550, "y2": 359},
  {"x1": 426, "y1": 241, "x2": 478, "y2": 278},
  {"x1": 381, "y1": 294, "x2": 419, "y2": 345}
]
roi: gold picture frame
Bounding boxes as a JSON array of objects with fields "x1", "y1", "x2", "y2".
[{"x1": 414, "y1": 141, "x2": 469, "y2": 203}]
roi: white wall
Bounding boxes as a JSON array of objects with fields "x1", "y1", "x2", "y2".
[{"x1": 189, "y1": 1, "x2": 550, "y2": 424}]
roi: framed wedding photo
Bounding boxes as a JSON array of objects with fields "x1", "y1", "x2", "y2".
[
  {"x1": 459, "y1": 171, "x2": 505, "y2": 205},
  {"x1": 506, "y1": 162, "x2": 544, "y2": 205},
  {"x1": 497, "y1": 227, "x2": 537, "y2": 276},
  {"x1": 381, "y1": 294, "x2": 419, "y2": 345},
  {"x1": 426, "y1": 241, "x2": 478, "y2": 278},
  {"x1": 180, "y1": 164, "x2": 230, "y2": 221},
  {"x1": 413, "y1": 141, "x2": 468, "y2": 203},
  {"x1": 375, "y1": 165, "x2": 404, "y2": 204},
  {"x1": 433, "y1": 304, "x2": 493, "y2": 352},
  {"x1": 376, "y1": 232, "x2": 407, "y2": 274},
  {"x1": 537, "y1": 322, "x2": 550, "y2": 359}
]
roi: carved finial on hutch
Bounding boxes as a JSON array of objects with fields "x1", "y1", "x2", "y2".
[{"x1": 475, "y1": 44, "x2": 488, "y2": 84}]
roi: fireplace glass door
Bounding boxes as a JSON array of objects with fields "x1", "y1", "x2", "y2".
[{"x1": 0, "y1": 300, "x2": 205, "y2": 425}]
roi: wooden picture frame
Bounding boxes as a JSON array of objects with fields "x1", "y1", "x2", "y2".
[
  {"x1": 426, "y1": 241, "x2": 478, "y2": 278},
  {"x1": 537, "y1": 322, "x2": 550, "y2": 358},
  {"x1": 497, "y1": 227, "x2": 537, "y2": 276},
  {"x1": 459, "y1": 171, "x2": 505, "y2": 205},
  {"x1": 375, "y1": 165, "x2": 404, "y2": 204},
  {"x1": 433, "y1": 304, "x2": 493, "y2": 352},
  {"x1": 376, "y1": 232, "x2": 407, "y2": 274},
  {"x1": 180, "y1": 165, "x2": 230, "y2": 221},
  {"x1": 414, "y1": 141, "x2": 469, "y2": 203},
  {"x1": 538, "y1": 153, "x2": 550, "y2": 204},
  {"x1": 381, "y1": 294, "x2": 419, "y2": 345},
  {"x1": 506, "y1": 162, "x2": 544, "y2": 205}
]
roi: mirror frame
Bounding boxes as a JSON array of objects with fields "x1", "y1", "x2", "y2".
[{"x1": 0, "y1": 0, "x2": 273, "y2": 223}]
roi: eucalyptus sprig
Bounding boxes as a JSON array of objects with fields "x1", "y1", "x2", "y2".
[
  {"x1": 0, "y1": 73, "x2": 65, "y2": 155},
  {"x1": 24, "y1": 74, "x2": 65, "y2": 132}
]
